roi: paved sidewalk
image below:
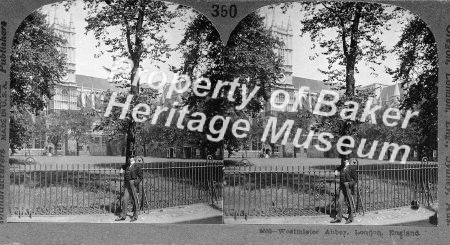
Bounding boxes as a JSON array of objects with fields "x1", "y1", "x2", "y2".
[
  {"x1": 7, "y1": 203, "x2": 223, "y2": 224},
  {"x1": 224, "y1": 204, "x2": 438, "y2": 226},
  {"x1": 7, "y1": 203, "x2": 437, "y2": 226}
]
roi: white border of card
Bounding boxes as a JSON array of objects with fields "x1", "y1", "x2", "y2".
[{"x1": 0, "y1": 0, "x2": 449, "y2": 244}]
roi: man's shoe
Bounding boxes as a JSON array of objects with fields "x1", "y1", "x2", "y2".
[
  {"x1": 115, "y1": 217, "x2": 126, "y2": 221},
  {"x1": 130, "y1": 217, "x2": 138, "y2": 222},
  {"x1": 330, "y1": 219, "x2": 341, "y2": 223},
  {"x1": 345, "y1": 219, "x2": 353, "y2": 224}
]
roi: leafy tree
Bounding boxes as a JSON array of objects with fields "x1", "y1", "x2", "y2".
[
  {"x1": 249, "y1": 109, "x2": 313, "y2": 157},
  {"x1": 47, "y1": 114, "x2": 69, "y2": 155},
  {"x1": 278, "y1": 109, "x2": 314, "y2": 157},
  {"x1": 300, "y1": 2, "x2": 399, "y2": 94},
  {"x1": 32, "y1": 109, "x2": 96, "y2": 156},
  {"x1": 9, "y1": 107, "x2": 34, "y2": 154},
  {"x1": 77, "y1": 0, "x2": 179, "y2": 161},
  {"x1": 174, "y1": 12, "x2": 284, "y2": 157},
  {"x1": 94, "y1": 89, "x2": 158, "y2": 153},
  {"x1": 355, "y1": 103, "x2": 417, "y2": 160},
  {"x1": 9, "y1": 11, "x2": 66, "y2": 153},
  {"x1": 389, "y1": 16, "x2": 438, "y2": 159},
  {"x1": 67, "y1": 108, "x2": 96, "y2": 156},
  {"x1": 297, "y1": 2, "x2": 401, "y2": 158},
  {"x1": 136, "y1": 108, "x2": 187, "y2": 157},
  {"x1": 31, "y1": 112, "x2": 67, "y2": 155},
  {"x1": 46, "y1": 112, "x2": 76, "y2": 155}
]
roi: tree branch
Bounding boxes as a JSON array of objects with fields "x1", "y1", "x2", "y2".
[
  {"x1": 122, "y1": 2, "x2": 134, "y2": 57},
  {"x1": 321, "y1": 2, "x2": 352, "y2": 22},
  {"x1": 340, "y1": 18, "x2": 348, "y2": 58},
  {"x1": 348, "y1": 4, "x2": 362, "y2": 58},
  {"x1": 134, "y1": 0, "x2": 145, "y2": 60},
  {"x1": 321, "y1": 2, "x2": 349, "y2": 57}
]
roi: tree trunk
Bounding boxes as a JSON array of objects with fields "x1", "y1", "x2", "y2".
[
  {"x1": 124, "y1": 1, "x2": 145, "y2": 164},
  {"x1": 125, "y1": 117, "x2": 137, "y2": 159},
  {"x1": 125, "y1": 58, "x2": 140, "y2": 162},
  {"x1": 65, "y1": 134, "x2": 69, "y2": 155},
  {"x1": 53, "y1": 141, "x2": 58, "y2": 155},
  {"x1": 345, "y1": 4, "x2": 362, "y2": 97},
  {"x1": 76, "y1": 141, "x2": 79, "y2": 156},
  {"x1": 340, "y1": 4, "x2": 362, "y2": 160},
  {"x1": 270, "y1": 143, "x2": 275, "y2": 156}
]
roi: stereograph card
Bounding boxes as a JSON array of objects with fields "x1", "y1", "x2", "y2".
[{"x1": 0, "y1": 0, "x2": 449, "y2": 244}]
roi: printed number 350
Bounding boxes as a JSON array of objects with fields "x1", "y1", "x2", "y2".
[{"x1": 211, "y1": 4, "x2": 237, "y2": 18}]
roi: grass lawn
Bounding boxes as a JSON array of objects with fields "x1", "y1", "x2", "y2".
[
  {"x1": 10, "y1": 155, "x2": 432, "y2": 167},
  {"x1": 9, "y1": 167, "x2": 222, "y2": 216},
  {"x1": 222, "y1": 160, "x2": 438, "y2": 218}
]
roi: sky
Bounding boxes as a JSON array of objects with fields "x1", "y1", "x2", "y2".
[
  {"x1": 38, "y1": 1, "x2": 415, "y2": 87},
  {"x1": 40, "y1": 1, "x2": 189, "y2": 81},
  {"x1": 259, "y1": 3, "x2": 410, "y2": 86}
]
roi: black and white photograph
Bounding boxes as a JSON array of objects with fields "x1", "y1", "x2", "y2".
[
  {"x1": 1, "y1": 0, "x2": 449, "y2": 244},
  {"x1": 7, "y1": 0, "x2": 223, "y2": 224},
  {"x1": 221, "y1": 2, "x2": 438, "y2": 227}
]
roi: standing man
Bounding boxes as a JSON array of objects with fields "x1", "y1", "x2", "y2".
[
  {"x1": 115, "y1": 156, "x2": 143, "y2": 222},
  {"x1": 331, "y1": 157, "x2": 358, "y2": 224}
]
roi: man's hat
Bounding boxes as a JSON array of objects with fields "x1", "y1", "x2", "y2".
[{"x1": 128, "y1": 156, "x2": 136, "y2": 164}]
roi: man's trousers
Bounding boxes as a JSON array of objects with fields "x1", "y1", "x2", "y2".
[
  {"x1": 120, "y1": 180, "x2": 139, "y2": 219},
  {"x1": 336, "y1": 182, "x2": 355, "y2": 221}
]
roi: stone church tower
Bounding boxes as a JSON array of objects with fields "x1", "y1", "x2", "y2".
[
  {"x1": 265, "y1": 10, "x2": 296, "y2": 114},
  {"x1": 267, "y1": 11, "x2": 293, "y2": 85},
  {"x1": 47, "y1": 11, "x2": 78, "y2": 112}
]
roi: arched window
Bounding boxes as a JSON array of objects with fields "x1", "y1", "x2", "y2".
[
  {"x1": 62, "y1": 89, "x2": 69, "y2": 101},
  {"x1": 277, "y1": 93, "x2": 285, "y2": 103}
]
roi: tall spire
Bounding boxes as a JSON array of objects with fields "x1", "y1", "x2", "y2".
[
  {"x1": 287, "y1": 16, "x2": 292, "y2": 32},
  {"x1": 393, "y1": 82, "x2": 400, "y2": 98},
  {"x1": 46, "y1": 10, "x2": 51, "y2": 24},
  {"x1": 81, "y1": 82, "x2": 85, "y2": 107},
  {"x1": 265, "y1": 12, "x2": 268, "y2": 29},
  {"x1": 91, "y1": 82, "x2": 95, "y2": 109},
  {"x1": 69, "y1": 14, "x2": 74, "y2": 29},
  {"x1": 271, "y1": 8, "x2": 276, "y2": 28},
  {"x1": 393, "y1": 82, "x2": 401, "y2": 106},
  {"x1": 53, "y1": 6, "x2": 58, "y2": 25}
]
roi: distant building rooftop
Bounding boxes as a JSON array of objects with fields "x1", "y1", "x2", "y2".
[
  {"x1": 76, "y1": 74, "x2": 111, "y2": 91},
  {"x1": 379, "y1": 83, "x2": 406, "y2": 101},
  {"x1": 291, "y1": 77, "x2": 329, "y2": 92}
]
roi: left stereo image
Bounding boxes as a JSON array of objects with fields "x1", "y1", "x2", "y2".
[{"x1": 7, "y1": 0, "x2": 224, "y2": 224}]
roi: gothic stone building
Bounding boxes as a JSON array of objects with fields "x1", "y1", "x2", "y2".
[{"x1": 18, "y1": 12, "x2": 122, "y2": 156}]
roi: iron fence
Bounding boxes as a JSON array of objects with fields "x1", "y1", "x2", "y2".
[
  {"x1": 223, "y1": 162, "x2": 438, "y2": 218},
  {"x1": 8, "y1": 161, "x2": 223, "y2": 217}
]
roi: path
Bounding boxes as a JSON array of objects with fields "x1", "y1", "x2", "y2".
[
  {"x1": 7, "y1": 202, "x2": 223, "y2": 224},
  {"x1": 224, "y1": 204, "x2": 438, "y2": 226}
]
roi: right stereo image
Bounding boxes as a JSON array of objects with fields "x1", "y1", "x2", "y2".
[{"x1": 221, "y1": 1, "x2": 438, "y2": 227}]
